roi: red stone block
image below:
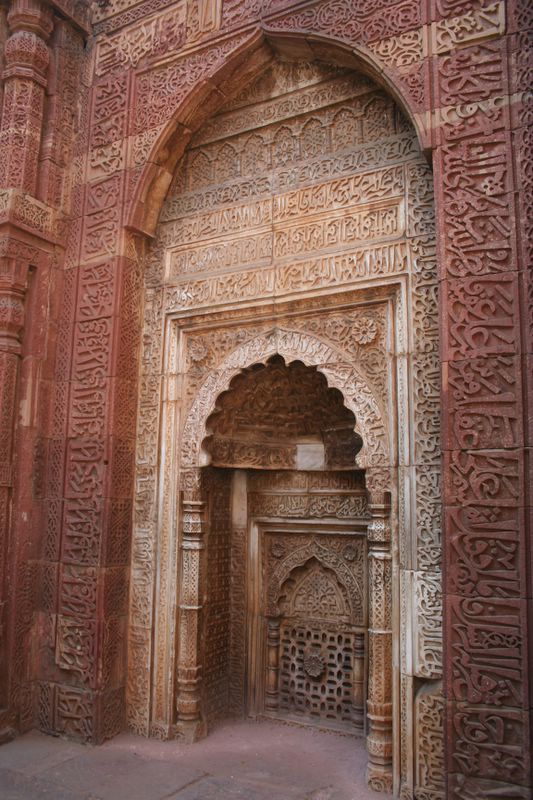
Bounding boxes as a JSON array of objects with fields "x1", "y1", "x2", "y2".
[
  {"x1": 58, "y1": 563, "x2": 98, "y2": 619},
  {"x1": 43, "y1": 499, "x2": 63, "y2": 562},
  {"x1": 527, "y1": 507, "x2": 533, "y2": 602},
  {"x1": 443, "y1": 504, "x2": 527, "y2": 600},
  {"x1": 61, "y1": 496, "x2": 104, "y2": 567},
  {"x1": 443, "y1": 448, "x2": 524, "y2": 508},
  {"x1": 45, "y1": 438, "x2": 66, "y2": 499},
  {"x1": 63, "y1": 217, "x2": 84, "y2": 270},
  {"x1": 71, "y1": 316, "x2": 116, "y2": 386},
  {"x1": 100, "y1": 566, "x2": 129, "y2": 619},
  {"x1": 109, "y1": 378, "x2": 137, "y2": 441},
  {"x1": 106, "y1": 437, "x2": 135, "y2": 500},
  {"x1": 444, "y1": 593, "x2": 529, "y2": 709},
  {"x1": 379, "y1": 64, "x2": 428, "y2": 131},
  {"x1": 433, "y1": 131, "x2": 518, "y2": 278},
  {"x1": 442, "y1": 355, "x2": 523, "y2": 451},
  {"x1": 54, "y1": 684, "x2": 95, "y2": 742},
  {"x1": 32, "y1": 627, "x2": 62, "y2": 693},
  {"x1": 441, "y1": 274, "x2": 521, "y2": 362},
  {"x1": 429, "y1": 0, "x2": 470, "y2": 22},
  {"x1": 56, "y1": 614, "x2": 99, "y2": 689},
  {"x1": 68, "y1": 380, "x2": 109, "y2": 440},
  {"x1": 448, "y1": 773, "x2": 532, "y2": 799},
  {"x1": 435, "y1": 40, "x2": 507, "y2": 110},
  {"x1": 36, "y1": 680, "x2": 56, "y2": 734},
  {"x1": 76, "y1": 259, "x2": 125, "y2": 323},
  {"x1": 34, "y1": 561, "x2": 59, "y2": 614},
  {"x1": 81, "y1": 206, "x2": 121, "y2": 263},
  {"x1": 99, "y1": 617, "x2": 127, "y2": 692},
  {"x1": 85, "y1": 173, "x2": 125, "y2": 220},
  {"x1": 445, "y1": 698, "x2": 531, "y2": 786},
  {"x1": 524, "y1": 356, "x2": 533, "y2": 448},
  {"x1": 101, "y1": 498, "x2": 132, "y2": 567},
  {"x1": 94, "y1": 685, "x2": 125, "y2": 743},
  {"x1": 507, "y1": 0, "x2": 533, "y2": 35},
  {"x1": 89, "y1": 73, "x2": 129, "y2": 142},
  {"x1": 48, "y1": 381, "x2": 69, "y2": 439}
]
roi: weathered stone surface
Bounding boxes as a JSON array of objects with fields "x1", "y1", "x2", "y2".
[{"x1": 0, "y1": 2, "x2": 530, "y2": 799}]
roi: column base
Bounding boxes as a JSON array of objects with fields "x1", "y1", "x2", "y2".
[
  {"x1": 366, "y1": 764, "x2": 393, "y2": 794},
  {"x1": 174, "y1": 718, "x2": 207, "y2": 743}
]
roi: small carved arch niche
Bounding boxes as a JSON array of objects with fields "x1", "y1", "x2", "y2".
[
  {"x1": 203, "y1": 355, "x2": 363, "y2": 471},
  {"x1": 278, "y1": 557, "x2": 352, "y2": 624}
]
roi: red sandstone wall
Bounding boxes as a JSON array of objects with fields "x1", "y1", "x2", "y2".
[{"x1": 0, "y1": 1, "x2": 531, "y2": 798}]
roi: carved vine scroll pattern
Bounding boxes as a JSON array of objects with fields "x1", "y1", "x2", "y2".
[{"x1": 0, "y1": 3, "x2": 522, "y2": 798}]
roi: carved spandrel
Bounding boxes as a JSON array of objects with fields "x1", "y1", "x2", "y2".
[{"x1": 265, "y1": 534, "x2": 366, "y2": 626}]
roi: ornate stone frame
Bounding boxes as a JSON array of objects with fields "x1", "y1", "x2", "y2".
[
  {"x1": 247, "y1": 519, "x2": 368, "y2": 724},
  {"x1": 1, "y1": 1, "x2": 527, "y2": 798},
  {"x1": 122, "y1": 19, "x2": 446, "y2": 798},
  {"x1": 128, "y1": 272, "x2": 442, "y2": 793}
]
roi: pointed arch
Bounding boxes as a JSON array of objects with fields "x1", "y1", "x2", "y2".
[
  {"x1": 267, "y1": 539, "x2": 364, "y2": 620},
  {"x1": 127, "y1": 27, "x2": 429, "y2": 237}
]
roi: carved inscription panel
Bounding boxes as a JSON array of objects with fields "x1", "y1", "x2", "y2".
[{"x1": 151, "y1": 60, "x2": 426, "y2": 304}]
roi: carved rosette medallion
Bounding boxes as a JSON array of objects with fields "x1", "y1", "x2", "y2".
[{"x1": 303, "y1": 648, "x2": 326, "y2": 679}]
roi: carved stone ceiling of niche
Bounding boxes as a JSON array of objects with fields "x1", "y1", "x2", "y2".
[
  {"x1": 206, "y1": 357, "x2": 355, "y2": 441},
  {"x1": 219, "y1": 61, "x2": 352, "y2": 111}
]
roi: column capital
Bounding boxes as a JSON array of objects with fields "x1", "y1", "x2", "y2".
[
  {"x1": 0, "y1": 256, "x2": 29, "y2": 354},
  {"x1": 7, "y1": 0, "x2": 53, "y2": 40}
]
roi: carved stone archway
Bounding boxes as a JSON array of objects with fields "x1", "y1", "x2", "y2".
[
  {"x1": 182, "y1": 328, "x2": 389, "y2": 471},
  {"x1": 128, "y1": 26, "x2": 429, "y2": 240},
  {"x1": 128, "y1": 50, "x2": 442, "y2": 800},
  {"x1": 158, "y1": 329, "x2": 395, "y2": 790},
  {"x1": 267, "y1": 539, "x2": 364, "y2": 618}
]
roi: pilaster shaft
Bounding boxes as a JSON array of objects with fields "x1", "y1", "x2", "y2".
[
  {"x1": 353, "y1": 632, "x2": 365, "y2": 733},
  {"x1": 0, "y1": 0, "x2": 52, "y2": 193},
  {"x1": 265, "y1": 617, "x2": 280, "y2": 711},
  {"x1": 0, "y1": 256, "x2": 28, "y2": 712},
  {"x1": 176, "y1": 493, "x2": 207, "y2": 741},
  {"x1": 366, "y1": 487, "x2": 393, "y2": 793}
]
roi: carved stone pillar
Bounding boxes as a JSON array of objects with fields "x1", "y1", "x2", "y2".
[
  {"x1": 0, "y1": 0, "x2": 52, "y2": 193},
  {"x1": 352, "y1": 631, "x2": 365, "y2": 734},
  {"x1": 0, "y1": 256, "x2": 28, "y2": 715},
  {"x1": 265, "y1": 617, "x2": 280, "y2": 711},
  {"x1": 176, "y1": 491, "x2": 207, "y2": 741},
  {"x1": 366, "y1": 476, "x2": 393, "y2": 793}
]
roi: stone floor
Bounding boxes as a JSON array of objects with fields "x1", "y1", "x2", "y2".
[{"x1": 0, "y1": 719, "x2": 380, "y2": 800}]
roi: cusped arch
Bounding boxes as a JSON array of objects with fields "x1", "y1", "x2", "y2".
[
  {"x1": 180, "y1": 328, "x2": 389, "y2": 470},
  {"x1": 128, "y1": 27, "x2": 428, "y2": 237},
  {"x1": 266, "y1": 540, "x2": 364, "y2": 622}
]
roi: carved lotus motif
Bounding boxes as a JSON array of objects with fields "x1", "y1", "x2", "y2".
[
  {"x1": 270, "y1": 541, "x2": 285, "y2": 559},
  {"x1": 188, "y1": 338, "x2": 208, "y2": 363},
  {"x1": 352, "y1": 317, "x2": 378, "y2": 345},
  {"x1": 343, "y1": 544, "x2": 357, "y2": 562},
  {"x1": 303, "y1": 650, "x2": 326, "y2": 679}
]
